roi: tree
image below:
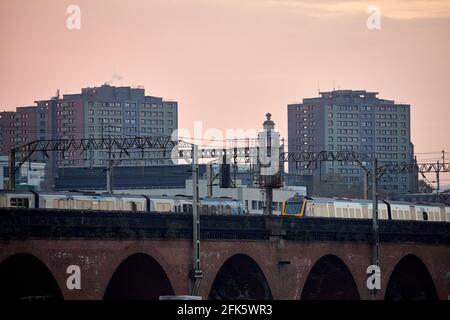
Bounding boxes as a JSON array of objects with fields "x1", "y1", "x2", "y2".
[
  {"x1": 313, "y1": 173, "x2": 365, "y2": 199},
  {"x1": 418, "y1": 179, "x2": 434, "y2": 193}
]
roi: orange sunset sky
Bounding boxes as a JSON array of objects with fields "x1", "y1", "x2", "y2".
[{"x1": 1, "y1": 0, "x2": 449, "y2": 183}]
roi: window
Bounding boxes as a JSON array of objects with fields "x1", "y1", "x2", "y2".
[{"x1": 10, "y1": 198, "x2": 30, "y2": 208}]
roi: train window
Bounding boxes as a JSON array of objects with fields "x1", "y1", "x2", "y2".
[
  {"x1": 10, "y1": 197, "x2": 29, "y2": 208},
  {"x1": 422, "y1": 211, "x2": 428, "y2": 221},
  {"x1": 156, "y1": 203, "x2": 172, "y2": 212},
  {"x1": 131, "y1": 202, "x2": 137, "y2": 212},
  {"x1": 349, "y1": 208, "x2": 355, "y2": 218},
  {"x1": 284, "y1": 201, "x2": 302, "y2": 215},
  {"x1": 431, "y1": 212, "x2": 438, "y2": 221},
  {"x1": 342, "y1": 208, "x2": 349, "y2": 218}
]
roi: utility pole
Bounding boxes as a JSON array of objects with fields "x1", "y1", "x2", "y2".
[
  {"x1": 436, "y1": 160, "x2": 440, "y2": 195},
  {"x1": 106, "y1": 148, "x2": 113, "y2": 194},
  {"x1": 233, "y1": 139, "x2": 238, "y2": 188},
  {"x1": 363, "y1": 171, "x2": 369, "y2": 200},
  {"x1": 8, "y1": 149, "x2": 16, "y2": 190},
  {"x1": 263, "y1": 117, "x2": 273, "y2": 215},
  {"x1": 371, "y1": 158, "x2": 379, "y2": 300},
  {"x1": 206, "y1": 163, "x2": 213, "y2": 197},
  {"x1": 437, "y1": 150, "x2": 445, "y2": 195},
  {"x1": 190, "y1": 144, "x2": 202, "y2": 296}
]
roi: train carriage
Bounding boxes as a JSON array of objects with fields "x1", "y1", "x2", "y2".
[
  {"x1": 38, "y1": 192, "x2": 148, "y2": 212},
  {"x1": 0, "y1": 191, "x2": 36, "y2": 209},
  {"x1": 281, "y1": 195, "x2": 450, "y2": 222},
  {"x1": 200, "y1": 197, "x2": 242, "y2": 215}
]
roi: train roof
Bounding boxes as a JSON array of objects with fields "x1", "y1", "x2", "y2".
[
  {"x1": 0, "y1": 190, "x2": 35, "y2": 195},
  {"x1": 287, "y1": 196, "x2": 449, "y2": 208}
]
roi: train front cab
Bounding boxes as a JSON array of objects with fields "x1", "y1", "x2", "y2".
[{"x1": 281, "y1": 197, "x2": 307, "y2": 217}]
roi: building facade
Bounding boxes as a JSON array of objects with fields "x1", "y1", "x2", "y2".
[
  {"x1": 1, "y1": 84, "x2": 178, "y2": 165},
  {"x1": 35, "y1": 84, "x2": 178, "y2": 167},
  {"x1": 0, "y1": 112, "x2": 16, "y2": 155},
  {"x1": 0, "y1": 84, "x2": 178, "y2": 190},
  {"x1": 288, "y1": 90, "x2": 417, "y2": 195}
]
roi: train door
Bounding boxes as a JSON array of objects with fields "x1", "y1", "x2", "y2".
[
  {"x1": 409, "y1": 206, "x2": 416, "y2": 220},
  {"x1": 91, "y1": 201, "x2": 100, "y2": 210},
  {"x1": 439, "y1": 207, "x2": 446, "y2": 222},
  {"x1": 379, "y1": 205, "x2": 388, "y2": 220},
  {"x1": 326, "y1": 202, "x2": 333, "y2": 217},
  {"x1": 416, "y1": 207, "x2": 428, "y2": 221}
]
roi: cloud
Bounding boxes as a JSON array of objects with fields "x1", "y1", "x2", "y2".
[{"x1": 264, "y1": 0, "x2": 450, "y2": 19}]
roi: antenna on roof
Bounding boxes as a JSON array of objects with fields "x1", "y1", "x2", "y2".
[{"x1": 333, "y1": 80, "x2": 335, "y2": 91}]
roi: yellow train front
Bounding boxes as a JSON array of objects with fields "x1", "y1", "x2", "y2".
[{"x1": 281, "y1": 197, "x2": 307, "y2": 217}]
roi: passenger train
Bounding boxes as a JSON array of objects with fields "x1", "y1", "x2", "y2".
[
  {"x1": 2, "y1": 190, "x2": 449, "y2": 222},
  {"x1": 0, "y1": 190, "x2": 243, "y2": 215},
  {"x1": 281, "y1": 196, "x2": 450, "y2": 222}
]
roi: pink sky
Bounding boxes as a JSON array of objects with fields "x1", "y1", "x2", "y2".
[{"x1": 1, "y1": 0, "x2": 449, "y2": 183}]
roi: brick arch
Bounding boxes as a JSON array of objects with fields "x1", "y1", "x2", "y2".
[
  {"x1": 199, "y1": 242, "x2": 277, "y2": 299},
  {"x1": 207, "y1": 253, "x2": 273, "y2": 300},
  {"x1": 0, "y1": 252, "x2": 63, "y2": 300},
  {"x1": 102, "y1": 251, "x2": 175, "y2": 300},
  {"x1": 286, "y1": 244, "x2": 370, "y2": 300},
  {"x1": 300, "y1": 253, "x2": 361, "y2": 300},
  {"x1": 383, "y1": 253, "x2": 438, "y2": 300},
  {"x1": 94, "y1": 240, "x2": 192, "y2": 299},
  {"x1": 380, "y1": 244, "x2": 449, "y2": 300}
]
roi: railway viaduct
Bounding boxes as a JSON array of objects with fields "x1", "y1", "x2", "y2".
[{"x1": 0, "y1": 209, "x2": 449, "y2": 300}]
